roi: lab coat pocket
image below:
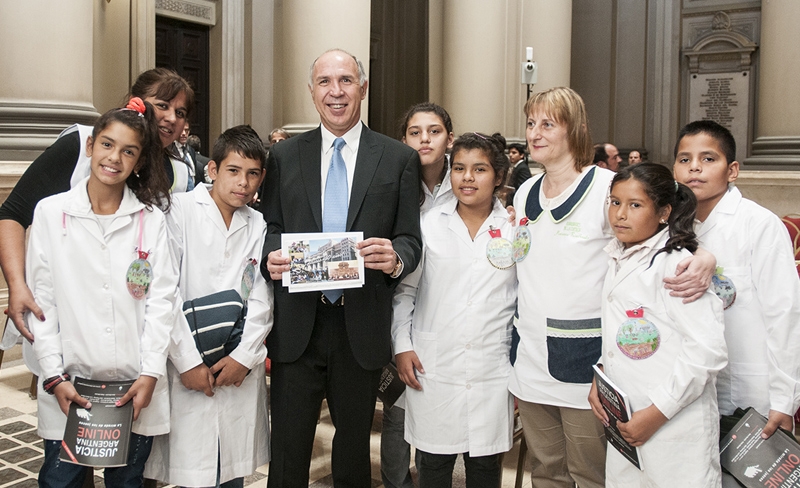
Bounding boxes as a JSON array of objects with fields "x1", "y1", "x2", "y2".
[
  {"x1": 411, "y1": 329, "x2": 437, "y2": 379},
  {"x1": 497, "y1": 328, "x2": 513, "y2": 373},
  {"x1": 714, "y1": 266, "x2": 752, "y2": 309},
  {"x1": 545, "y1": 318, "x2": 602, "y2": 384},
  {"x1": 730, "y1": 361, "x2": 769, "y2": 410}
]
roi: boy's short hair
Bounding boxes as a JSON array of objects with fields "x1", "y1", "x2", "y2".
[
  {"x1": 674, "y1": 120, "x2": 736, "y2": 164},
  {"x1": 508, "y1": 143, "x2": 526, "y2": 154},
  {"x1": 211, "y1": 125, "x2": 267, "y2": 169}
]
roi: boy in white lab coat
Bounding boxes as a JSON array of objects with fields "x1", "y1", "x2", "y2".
[
  {"x1": 145, "y1": 125, "x2": 273, "y2": 488},
  {"x1": 673, "y1": 120, "x2": 800, "y2": 487}
]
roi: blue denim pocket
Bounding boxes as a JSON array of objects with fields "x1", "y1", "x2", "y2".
[{"x1": 546, "y1": 318, "x2": 602, "y2": 384}]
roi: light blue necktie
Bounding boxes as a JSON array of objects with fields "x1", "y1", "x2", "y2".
[
  {"x1": 183, "y1": 148, "x2": 195, "y2": 191},
  {"x1": 322, "y1": 137, "x2": 348, "y2": 303}
]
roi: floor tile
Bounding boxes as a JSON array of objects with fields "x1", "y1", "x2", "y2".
[
  {"x1": 0, "y1": 407, "x2": 23, "y2": 421},
  {"x1": 0, "y1": 422, "x2": 34, "y2": 435},
  {"x1": 0, "y1": 437, "x2": 20, "y2": 453},
  {"x1": 0, "y1": 467, "x2": 26, "y2": 484},
  {"x1": 0, "y1": 447, "x2": 39, "y2": 463},
  {"x1": 12, "y1": 431, "x2": 40, "y2": 444}
]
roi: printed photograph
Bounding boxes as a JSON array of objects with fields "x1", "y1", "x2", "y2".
[{"x1": 281, "y1": 232, "x2": 365, "y2": 293}]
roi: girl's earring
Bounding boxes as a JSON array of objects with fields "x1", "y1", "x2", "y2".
[
  {"x1": 134, "y1": 171, "x2": 140, "y2": 178},
  {"x1": 659, "y1": 218, "x2": 667, "y2": 224}
]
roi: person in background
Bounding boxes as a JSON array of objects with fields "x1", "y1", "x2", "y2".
[
  {"x1": 186, "y1": 134, "x2": 211, "y2": 184},
  {"x1": 627, "y1": 150, "x2": 642, "y2": 165},
  {"x1": 269, "y1": 128, "x2": 290, "y2": 146},
  {"x1": 593, "y1": 142, "x2": 622, "y2": 172},
  {"x1": 506, "y1": 142, "x2": 532, "y2": 206}
]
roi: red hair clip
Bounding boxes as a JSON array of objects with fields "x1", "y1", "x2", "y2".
[{"x1": 125, "y1": 97, "x2": 146, "y2": 116}]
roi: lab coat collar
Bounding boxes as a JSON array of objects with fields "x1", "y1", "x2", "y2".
[
  {"x1": 524, "y1": 166, "x2": 597, "y2": 224},
  {"x1": 192, "y1": 183, "x2": 250, "y2": 236},
  {"x1": 605, "y1": 228, "x2": 669, "y2": 289},
  {"x1": 695, "y1": 186, "x2": 741, "y2": 239},
  {"x1": 60, "y1": 177, "x2": 146, "y2": 244},
  {"x1": 443, "y1": 197, "x2": 511, "y2": 245}
]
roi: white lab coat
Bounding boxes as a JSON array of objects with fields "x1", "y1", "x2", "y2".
[
  {"x1": 393, "y1": 198, "x2": 517, "y2": 456},
  {"x1": 26, "y1": 177, "x2": 176, "y2": 440},
  {"x1": 601, "y1": 229, "x2": 727, "y2": 488},
  {"x1": 509, "y1": 166, "x2": 615, "y2": 408},
  {"x1": 695, "y1": 186, "x2": 800, "y2": 417},
  {"x1": 144, "y1": 185, "x2": 272, "y2": 486}
]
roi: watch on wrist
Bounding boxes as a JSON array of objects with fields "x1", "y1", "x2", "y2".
[{"x1": 390, "y1": 252, "x2": 403, "y2": 278}]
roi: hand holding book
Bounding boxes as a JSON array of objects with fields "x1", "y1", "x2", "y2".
[
  {"x1": 53, "y1": 380, "x2": 92, "y2": 416},
  {"x1": 618, "y1": 404, "x2": 668, "y2": 447},
  {"x1": 117, "y1": 375, "x2": 157, "y2": 421}
]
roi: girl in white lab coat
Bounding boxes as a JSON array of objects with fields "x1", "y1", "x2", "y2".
[
  {"x1": 588, "y1": 163, "x2": 727, "y2": 487},
  {"x1": 393, "y1": 132, "x2": 516, "y2": 488},
  {"x1": 27, "y1": 98, "x2": 176, "y2": 488},
  {"x1": 382, "y1": 102, "x2": 456, "y2": 488}
]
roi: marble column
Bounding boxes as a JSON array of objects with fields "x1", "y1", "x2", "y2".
[
  {"x1": 440, "y1": 0, "x2": 571, "y2": 137},
  {"x1": 279, "y1": 0, "x2": 371, "y2": 134},
  {"x1": 745, "y1": 0, "x2": 800, "y2": 169},
  {"x1": 0, "y1": 0, "x2": 98, "y2": 161}
]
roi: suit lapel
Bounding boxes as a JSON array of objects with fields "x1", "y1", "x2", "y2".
[
  {"x1": 299, "y1": 128, "x2": 323, "y2": 230},
  {"x1": 347, "y1": 126, "x2": 383, "y2": 230}
]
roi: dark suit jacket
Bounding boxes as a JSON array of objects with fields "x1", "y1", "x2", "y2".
[
  {"x1": 506, "y1": 160, "x2": 533, "y2": 206},
  {"x1": 260, "y1": 125, "x2": 422, "y2": 370}
]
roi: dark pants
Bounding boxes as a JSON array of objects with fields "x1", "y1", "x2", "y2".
[
  {"x1": 417, "y1": 450, "x2": 502, "y2": 488},
  {"x1": 39, "y1": 434, "x2": 153, "y2": 488},
  {"x1": 268, "y1": 301, "x2": 382, "y2": 488}
]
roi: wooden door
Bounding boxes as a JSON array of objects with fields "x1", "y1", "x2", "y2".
[{"x1": 155, "y1": 16, "x2": 210, "y2": 153}]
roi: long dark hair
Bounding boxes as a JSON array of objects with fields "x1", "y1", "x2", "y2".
[
  {"x1": 450, "y1": 132, "x2": 509, "y2": 194},
  {"x1": 611, "y1": 163, "x2": 698, "y2": 261},
  {"x1": 129, "y1": 68, "x2": 195, "y2": 118},
  {"x1": 91, "y1": 100, "x2": 171, "y2": 210}
]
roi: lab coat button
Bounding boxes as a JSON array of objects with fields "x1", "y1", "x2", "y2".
[
  {"x1": 467, "y1": 301, "x2": 472, "y2": 306},
  {"x1": 465, "y1": 343, "x2": 471, "y2": 350},
  {"x1": 225, "y1": 251, "x2": 231, "y2": 258},
  {"x1": 103, "y1": 283, "x2": 109, "y2": 290},
  {"x1": 607, "y1": 295, "x2": 613, "y2": 302},
  {"x1": 466, "y1": 384, "x2": 472, "y2": 390},
  {"x1": 608, "y1": 351, "x2": 614, "y2": 358},
  {"x1": 106, "y1": 328, "x2": 112, "y2": 333},
  {"x1": 100, "y1": 244, "x2": 106, "y2": 250}
]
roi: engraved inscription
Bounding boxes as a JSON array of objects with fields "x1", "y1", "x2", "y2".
[{"x1": 698, "y1": 77, "x2": 737, "y2": 129}]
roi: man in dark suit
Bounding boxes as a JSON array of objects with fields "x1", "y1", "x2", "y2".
[
  {"x1": 261, "y1": 49, "x2": 422, "y2": 487},
  {"x1": 506, "y1": 142, "x2": 532, "y2": 206}
]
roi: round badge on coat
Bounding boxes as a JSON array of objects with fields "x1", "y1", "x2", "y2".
[
  {"x1": 616, "y1": 317, "x2": 660, "y2": 360},
  {"x1": 486, "y1": 237, "x2": 515, "y2": 269},
  {"x1": 241, "y1": 259, "x2": 256, "y2": 300},
  {"x1": 712, "y1": 268, "x2": 736, "y2": 310},
  {"x1": 513, "y1": 225, "x2": 531, "y2": 263},
  {"x1": 126, "y1": 257, "x2": 153, "y2": 300}
]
